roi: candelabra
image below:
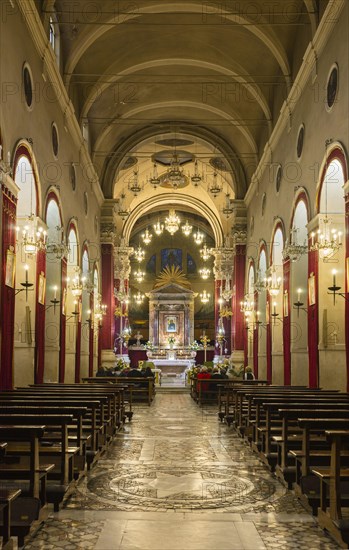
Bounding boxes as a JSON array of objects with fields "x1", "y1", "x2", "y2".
[
  {"x1": 309, "y1": 218, "x2": 342, "y2": 261},
  {"x1": 283, "y1": 227, "x2": 307, "y2": 262},
  {"x1": 199, "y1": 267, "x2": 210, "y2": 280},
  {"x1": 265, "y1": 266, "x2": 282, "y2": 296}
]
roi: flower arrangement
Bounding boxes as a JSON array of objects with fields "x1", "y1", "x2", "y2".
[
  {"x1": 189, "y1": 340, "x2": 201, "y2": 350},
  {"x1": 115, "y1": 358, "x2": 127, "y2": 370},
  {"x1": 145, "y1": 341, "x2": 154, "y2": 350},
  {"x1": 168, "y1": 336, "x2": 176, "y2": 345}
]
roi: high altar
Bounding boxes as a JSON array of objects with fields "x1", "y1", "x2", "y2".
[{"x1": 147, "y1": 281, "x2": 196, "y2": 348}]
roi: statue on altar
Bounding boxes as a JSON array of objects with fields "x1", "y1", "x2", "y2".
[{"x1": 135, "y1": 331, "x2": 143, "y2": 346}]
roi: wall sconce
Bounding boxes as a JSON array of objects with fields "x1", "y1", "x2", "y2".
[
  {"x1": 45, "y1": 285, "x2": 60, "y2": 313},
  {"x1": 293, "y1": 288, "x2": 307, "y2": 316},
  {"x1": 271, "y1": 302, "x2": 279, "y2": 325},
  {"x1": 15, "y1": 264, "x2": 34, "y2": 300},
  {"x1": 328, "y1": 269, "x2": 349, "y2": 304}
]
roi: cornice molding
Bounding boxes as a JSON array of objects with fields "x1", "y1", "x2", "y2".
[
  {"x1": 245, "y1": 0, "x2": 346, "y2": 207},
  {"x1": 16, "y1": 0, "x2": 104, "y2": 206}
]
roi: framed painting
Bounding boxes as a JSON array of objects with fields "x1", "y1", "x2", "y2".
[
  {"x1": 5, "y1": 247, "x2": 15, "y2": 288},
  {"x1": 165, "y1": 315, "x2": 177, "y2": 333},
  {"x1": 308, "y1": 273, "x2": 316, "y2": 306},
  {"x1": 38, "y1": 272, "x2": 46, "y2": 305}
]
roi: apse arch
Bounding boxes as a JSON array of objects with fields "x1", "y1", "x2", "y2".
[
  {"x1": 13, "y1": 140, "x2": 42, "y2": 217},
  {"x1": 122, "y1": 193, "x2": 224, "y2": 248},
  {"x1": 102, "y1": 124, "x2": 247, "y2": 199}
]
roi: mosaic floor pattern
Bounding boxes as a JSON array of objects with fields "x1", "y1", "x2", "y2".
[{"x1": 24, "y1": 393, "x2": 340, "y2": 549}]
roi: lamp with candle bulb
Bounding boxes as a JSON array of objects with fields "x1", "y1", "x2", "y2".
[
  {"x1": 293, "y1": 288, "x2": 307, "y2": 316},
  {"x1": 271, "y1": 302, "x2": 280, "y2": 325},
  {"x1": 15, "y1": 263, "x2": 34, "y2": 300},
  {"x1": 45, "y1": 285, "x2": 60, "y2": 313},
  {"x1": 327, "y1": 269, "x2": 349, "y2": 304}
]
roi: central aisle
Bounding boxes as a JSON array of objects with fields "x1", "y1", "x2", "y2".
[{"x1": 25, "y1": 393, "x2": 339, "y2": 549}]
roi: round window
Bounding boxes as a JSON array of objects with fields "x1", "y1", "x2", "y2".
[
  {"x1": 23, "y1": 64, "x2": 33, "y2": 108},
  {"x1": 327, "y1": 65, "x2": 338, "y2": 109},
  {"x1": 297, "y1": 125, "x2": 305, "y2": 159},
  {"x1": 84, "y1": 192, "x2": 88, "y2": 215},
  {"x1": 261, "y1": 193, "x2": 267, "y2": 217},
  {"x1": 52, "y1": 123, "x2": 59, "y2": 157},
  {"x1": 70, "y1": 163, "x2": 76, "y2": 191},
  {"x1": 250, "y1": 216, "x2": 254, "y2": 237},
  {"x1": 275, "y1": 165, "x2": 282, "y2": 193}
]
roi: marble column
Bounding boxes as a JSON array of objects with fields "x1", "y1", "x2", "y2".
[{"x1": 345, "y1": 182, "x2": 349, "y2": 392}]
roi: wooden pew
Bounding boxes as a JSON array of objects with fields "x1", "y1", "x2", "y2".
[
  {"x1": 313, "y1": 430, "x2": 349, "y2": 548},
  {"x1": 0, "y1": 488, "x2": 21, "y2": 550},
  {"x1": 0, "y1": 425, "x2": 49, "y2": 546}
]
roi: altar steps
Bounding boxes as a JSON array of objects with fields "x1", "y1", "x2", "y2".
[{"x1": 156, "y1": 386, "x2": 190, "y2": 394}]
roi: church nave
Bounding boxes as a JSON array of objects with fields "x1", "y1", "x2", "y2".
[{"x1": 24, "y1": 393, "x2": 339, "y2": 550}]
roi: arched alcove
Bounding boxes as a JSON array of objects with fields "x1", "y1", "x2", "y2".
[
  {"x1": 65, "y1": 224, "x2": 79, "y2": 383},
  {"x1": 317, "y1": 153, "x2": 346, "y2": 390},
  {"x1": 44, "y1": 196, "x2": 63, "y2": 382},
  {"x1": 270, "y1": 225, "x2": 284, "y2": 384},
  {"x1": 13, "y1": 152, "x2": 40, "y2": 387},
  {"x1": 290, "y1": 196, "x2": 309, "y2": 385}
]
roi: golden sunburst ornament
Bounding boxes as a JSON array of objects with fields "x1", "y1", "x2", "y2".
[{"x1": 153, "y1": 265, "x2": 191, "y2": 289}]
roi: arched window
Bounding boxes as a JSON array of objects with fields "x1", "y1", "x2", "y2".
[{"x1": 49, "y1": 13, "x2": 61, "y2": 68}]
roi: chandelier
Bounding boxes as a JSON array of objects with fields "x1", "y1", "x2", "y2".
[
  {"x1": 221, "y1": 276, "x2": 233, "y2": 301},
  {"x1": 240, "y1": 298, "x2": 254, "y2": 318},
  {"x1": 200, "y1": 244, "x2": 211, "y2": 261},
  {"x1": 222, "y1": 193, "x2": 234, "y2": 218},
  {"x1": 208, "y1": 172, "x2": 222, "y2": 197},
  {"x1": 115, "y1": 280, "x2": 130, "y2": 304},
  {"x1": 150, "y1": 162, "x2": 160, "y2": 188},
  {"x1": 134, "y1": 244, "x2": 145, "y2": 263},
  {"x1": 182, "y1": 220, "x2": 192, "y2": 236},
  {"x1": 309, "y1": 217, "x2": 342, "y2": 261},
  {"x1": 199, "y1": 267, "x2": 210, "y2": 280},
  {"x1": 117, "y1": 193, "x2": 130, "y2": 219},
  {"x1": 135, "y1": 291, "x2": 145, "y2": 305},
  {"x1": 16, "y1": 215, "x2": 47, "y2": 256},
  {"x1": 165, "y1": 209, "x2": 181, "y2": 235},
  {"x1": 68, "y1": 271, "x2": 86, "y2": 297},
  {"x1": 142, "y1": 228, "x2": 152, "y2": 245},
  {"x1": 253, "y1": 269, "x2": 266, "y2": 293},
  {"x1": 265, "y1": 266, "x2": 282, "y2": 296},
  {"x1": 167, "y1": 153, "x2": 185, "y2": 187},
  {"x1": 200, "y1": 290, "x2": 210, "y2": 303},
  {"x1": 191, "y1": 159, "x2": 202, "y2": 185},
  {"x1": 134, "y1": 269, "x2": 145, "y2": 283},
  {"x1": 193, "y1": 229, "x2": 204, "y2": 245},
  {"x1": 128, "y1": 170, "x2": 142, "y2": 196},
  {"x1": 283, "y1": 227, "x2": 307, "y2": 262},
  {"x1": 153, "y1": 219, "x2": 164, "y2": 236}
]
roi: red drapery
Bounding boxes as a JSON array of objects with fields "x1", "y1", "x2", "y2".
[
  {"x1": 307, "y1": 241, "x2": 319, "y2": 388},
  {"x1": 0, "y1": 187, "x2": 17, "y2": 390},
  {"x1": 283, "y1": 259, "x2": 291, "y2": 385},
  {"x1": 34, "y1": 248, "x2": 46, "y2": 383},
  {"x1": 75, "y1": 304, "x2": 82, "y2": 383},
  {"x1": 232, "y1": 244, "x2": 246, "y2": 352},
  {"x1": 253, "y1": 290, "x2": 259, "y2": 377},
  {"x1": 266, "y1": 299, "x2": 272, "y2": 383},
  {"x1": 89, "y1": 292, "x2": 94, "y2": 377},
  {"x1": 101, "y1": 244, "x2": 114, "y2": 351},
  {"x1": 345, "y1": 190, "x2": 349, "y2": 391},
  {"x1": 59, "y1": 258, "x2": 67, "y2": 382}
]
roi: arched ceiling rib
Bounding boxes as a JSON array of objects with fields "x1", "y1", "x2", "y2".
[
  {"x1": 63, "y1": 2, "x2": 292, "y2": 90},
  {"x1": 81, "y1": 58, "x2": 272, "y2": 129}
]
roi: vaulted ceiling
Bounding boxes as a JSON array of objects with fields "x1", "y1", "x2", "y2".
[{"x1": 49, "y1": 0, "x2": 324, "y2": 208}]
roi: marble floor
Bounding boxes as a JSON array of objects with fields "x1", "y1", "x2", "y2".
[{"x1": 24, "y1": 393, "x2": 340, "y2": 549}]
